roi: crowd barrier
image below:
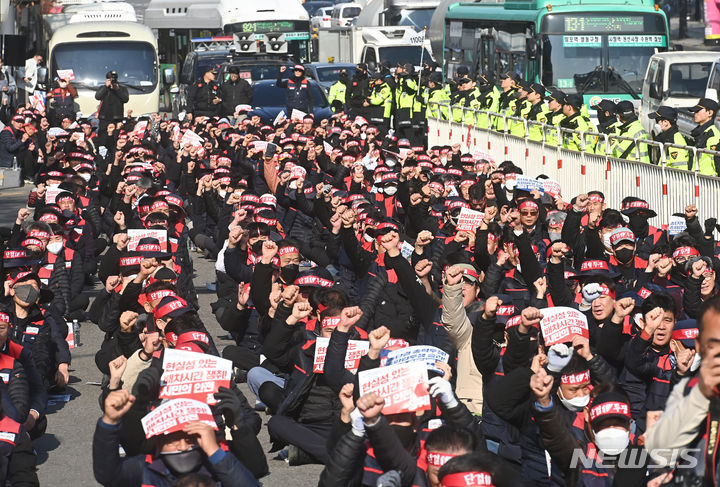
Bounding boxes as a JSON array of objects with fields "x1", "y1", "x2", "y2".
[{"x1": 427, "y1": 104, "x2": 720, "y2": 224}]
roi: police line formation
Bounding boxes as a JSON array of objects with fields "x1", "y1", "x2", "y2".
[{"x1": 0, "y1": 61, "x2": 720, "y2": 486}]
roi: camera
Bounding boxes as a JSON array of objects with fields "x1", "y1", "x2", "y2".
[{"x1": 109, "y1": 71, "x2": 119, "y2": 88}]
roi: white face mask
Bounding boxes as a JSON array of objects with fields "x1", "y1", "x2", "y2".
[
  {"x1": 558, "y1": 389, "x2": 590, "y2": 412},
  {"x1": 79, "y1": 173, "x2": 91, "y2": 182},
  {"x1": 384, "y1": 186, "x2": 398, "y2": 196},
  {"x1": 593, "y1": 427, "x2": 630, "y2": 456},
  {"x1": 691, "y1": 353, "x2": 702, "y2": 372},
  {"x1": 47, "y1": 241, "x2": 63, "y2": 255},
  {"x1": 218, "y1": 190, "x2": 227, "y2": 199},
  {"x1": 603, "y1": 232, "x2": 612, "y2": 250},
  {"x1": 504, "y1": 179, "x2": 517, "y2": 191},
  {"x1": 654, "y1": 123, "x2": 663, "y2": 134},
  {"x1": 363, "y1": 233, "x2": 374, "y2": 243}
]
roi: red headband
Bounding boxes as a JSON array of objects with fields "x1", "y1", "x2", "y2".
[
  {"x1": 0, "y1": 313, "x2": 10, "y2": 324},
  {"x1": 154, "y1": 298, "x2": 188, "y2": 319},
  {"x1": 137, "y1": 244, "x2": 161, "y2": 253},
  {"x1": 672, "y1": 328, "x2": 699, "y2": 341},
  {"x1": 120, "y1": 256, "x2": 143, "y2": 267},
  {"x1": 580, "y1": 260, "x2": 610, "y2": 272},
  {"x1": 624, "y1": 200, "x2": 650, "y2": 210},
  {"x1": 588, "y1": 194, "x2": 604, "y2": 203},
  {"x1": 673, "y1": 247, "x2": 700, "y2": 259},
  {"x1": 589, "y1": 401, "x2": 631, "y2": 422},
  {"x1": 27, "y1": 230, "x2": 50, "y2": 240},
  {"x1": 256, "y1": 216, "x2": 277, "y2": 226},
  {"x1": 561, "y1": 369, "x2": 590, "y2": 385},
  {"x1": 295, "y1": 275, "x2": 334, "y2": 288},
  {"x1": 598, "y1": 284, "x2": 615, "y2": 299},
  {"x1": 278, "y1": 246, "x2": 299, "y2": 256},
  {"x1": 146, "y1": 289, "x2": 176, "y2": 302},
  {"x1": 3, "y1": 250, "x2": 26, "y2": 259},
  {"x1": 518, "y1": 200, "x2": 539, "y2": 211},
  {"x1": 320, "y1": 316, "x2": 341, "y2": 329},
  {"x1": 427, "y1": 452, "x2": 460, "y2": 468},
  {"x1": 441, "y1": 472, "x2": 495, "y2": 487}
]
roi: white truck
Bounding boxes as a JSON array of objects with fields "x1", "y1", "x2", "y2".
[
  {"x1": 316, "y1": 26, "x2": 432, "y2": 69},
  {"x1": 640, "y1": 51, "x2": 720, "y2": 137}
]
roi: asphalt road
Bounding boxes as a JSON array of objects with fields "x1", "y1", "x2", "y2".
[{"x1": 0, "y1": 185, "x2": 323, "y2": 486}]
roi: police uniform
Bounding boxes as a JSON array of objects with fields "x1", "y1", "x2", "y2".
[
  {"x1": 425, "y1": 73, "x2": 450, "y2": 120},
  {"x1": 689, "y1": 97, "x2": 720, "y2": 176},
  {"x1": 612, "y1": 101, "x2": 649, "y2": 162},
  {"x1": 560, "y1": 94, "x2": 594, "y2": 152},
  {"x1": 591, "y1": 99, "x2": 619, "y2": 154},
  {"x1": 525, "y1": 83, "x2": 551, "y2": 142},
  {"x1": 187, "y1": 71, "x2": 221, "y2": 118},
  {"x1": 649, "y1": 105, "x2": 690, "y2": 169}
]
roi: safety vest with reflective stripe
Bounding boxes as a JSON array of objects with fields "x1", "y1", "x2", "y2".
[
  {"x1": 425, "y1": 87, "x2": 450, "y2": 120},
  {"x1": 664, "y1": 131, "x2": 690, "y2": 170},
  {"x1": 452, "y1": 88, "x2": 480, "y2": 125},
  {"x1": 544, "y1": 111, "x2": 565, "y2": 147},
  {"x1": 695, "y1": 123, "x2": 720, "y2": 176},
  {"x1": 476, "y1": 86, "x2": 500, "y2": 129},
  {"x1": 613, "y1": 119, "x2": 650, "y2": 163},
  {"x1": 507, "y1": 99, "x2": 531, "y2": 137},
  {"x1": 526, "y1": 101, "x2": 551, "y2": 142},
  {"x1": 327, "y1": 81, "x2": 346, "y2": 111}
]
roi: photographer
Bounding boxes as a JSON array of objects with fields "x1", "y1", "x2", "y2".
[{"x1": 95, "y1": 70, "x2": 129, "y2": 134}]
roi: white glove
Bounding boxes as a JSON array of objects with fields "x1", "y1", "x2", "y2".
[
  {"x1": 350, "y1": 407, "x2": 365, "y2": 437},
  {"x1": 428, "y1": 376, "x2": 458, "y2": 409},
  {"x1": 547, "y1": 343, "x2": 573, "y2": 372}
]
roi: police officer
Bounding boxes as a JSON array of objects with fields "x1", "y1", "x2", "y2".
[
  {"x1": 475, "y1": 71, "x2": 500, "y2": 130},
  {"x1": 277, "y1": 64, "x2": 313, "y2": 117},
  {"x1": 347, "y1": 63, "x2": 370, "y2": 118},
  {"x1": 493, "y1": 71, "x2": 520, "y2": 132},
  {"x1": 425, "y1": 72, "x2": 450, "y2": 121},
  {"x1": 525, "y1": 83, "x2": 550, "y2": 142},
  {"x1": 394, "y1": 63, "x2": 418, "y2": 142},
  {"x1": 590, "y1": 99, "x2": 618, "y2": 154},
  {"x1": 613, "y1": 100, "x2": 650, "y2": 163},
  {"x1": 689, "y1": 97, "x2": 720, "y2": 176},
  {"x1": 508, "y1": 80, "x2": 532, "y2": 137},
  {"x1": 447, "y1": 65, "x2": 471, "y2": 97},
  {"x1": 451, "y1": 76, "x2": 479, "y2": 126},
  {"x1": 544, "y1": 90, "x2": 566, "y2": 146},
  {"x1": 187, "y1": 66, "x2": 221, "y2": 119},
  {"x1": 328, "y1": 69, "x2": 349, "y2": 112},
  {"x1": 560, "y1": 93, "x2": 593, "y2": 152},
  {"x1": 649, "y1": 105, "x2": 689, "y2": 169},
  {"x1": 365, "y1": 72, "x2": 392, "y2": 131}
]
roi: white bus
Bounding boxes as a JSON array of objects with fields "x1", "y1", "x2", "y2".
[{"x1": 47, "y1": 21, "x2": 160, "y2": 116}]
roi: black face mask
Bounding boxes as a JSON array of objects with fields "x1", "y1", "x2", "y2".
[
  {"x1": 391, "y1": 424, "x2": 415, "y2": 450},
  {"x1": 160, "y1": 447, "x2": 204, "y2": 476},
  {"x1": 14, "y1": 285, "x2": 39, "y2": 305},
  {"x1": 280, "y1": 264, "x2": 300, "y2": 283},
  {"x1": 25, "y1": 249, "x2": 44, "y2": 261},
  {"x1": 628, "y1": 214, "x2": 649, "y2": 238},
  {"x1": 250, "y1": 240, "x2": 265, "y2": 255},
  {"x1": 615, "y1": 248, "x2": 635, "y2": 265}
]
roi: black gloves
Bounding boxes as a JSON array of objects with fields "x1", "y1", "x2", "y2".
[
  {"x1": 132, "y1": 365, "x2": 162, "y2": 403},
  {"x1": 213, "y1": 386, "x2": 245, "y2": 428},
  {"x1": 705, "y1": 217, "x2": 717, "y2": 237}
]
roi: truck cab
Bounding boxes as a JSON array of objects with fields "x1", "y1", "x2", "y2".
[
  {"x1": 641, "y1": 51, "x2": 719, "y2": 137},
  {"x1": 359, "y1": 27, "x2": 432, "y2": 69}
]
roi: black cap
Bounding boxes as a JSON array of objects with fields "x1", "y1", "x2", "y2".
[
  {"x1": 356, "y1": 63, "x2": 367, "y2": 71},
  {"x1": 517, "y1": 79, "x2": 531, "y2": 92},
  {"x1": 563, "y1": 93, "x2": 583, "y2": 109},
  {"x1": 228, "y1": 66, "x2": 240, "y2": 74},
  {"x1": 106, "y1": 70, "x2": 118, "y2": 79},
  {"x1": 529, "y1": 83, "x2": 545, "y2": 96},
  {"x1": 648, "y1": 105, "x2": 678, "y2": 122},
  {"x1": 371, "y1": 72, "x2": 384, "y2": 80},
  {"x1": 428, "y1": 72, "x2": 443, "y2": 84},
  {"x1": 477, "y1": 71, "x2": 495, "y2": 86},
  {"x1": 591, "y1": 99, "x2": 617, "y2": 114},
  {"x1": 457, "y1": 76, "x2": 472, "y2": 85},
  {"x1": 500, "y1": 71, "x2": 520, "y2": 82},
  {"x1": 403, "y1": 63, "x2": 415, "y2": 75},
  {"x1": 456, "y1": 66, "x2": 470, "y2": 77},
  {"x1": 547, "y1": 90, "x2": 566, "y2": 103},
  {"x1": 689, "y1": 97, "x2": 720, "y2": 113},
  {"x1": 615, "y1": 100, "x2": 635, "y2": 115},
  {"x1": 206, "y1": 65, "x2": 219, "y2": 74}
]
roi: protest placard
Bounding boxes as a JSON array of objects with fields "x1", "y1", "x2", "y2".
[
  {"x1": 274, "y1": 110, "x2": 286, "y2": 126},
  {"x1": 181, "y1": 129, "x2": 203, "y2": 148},
  {"x1": 515, "y1": 175, "x2": 544, "y2": 193},
  {"x1": 141, "y1": 398, "x2": 217, "y2": 439},
  {"x1": 668, "y1": 215, "x2": 687, "y2": 236},
  {"x1": 45, "y1": 185, "x2": 62, "y2": 204},
  {"x1": 159, "y1": 349, "x2": 233, "y2": 405},
  {"x1": 456, "y1": 207, "x2": 485, "y2": 232},
  {"x1": 384, "y1": 346, "x2": 449, "y2": 374},
  {"x1": 400, "y1": 241, "x2": 415, "y2": 259},
  {"x1": 358, "y1": 362, "x2": 431, "y2": 415},
  {"x1": 56, "y1": 69, "x2": 75, "y2": 80},
  {"x1": 291, "y1": 109, "x2": 307, "y2": 121},
  {"x1": 313, "y1": 337, "x2": 370, "y2": 374},
  {"x1": 542, "y1": 179, "x2": 562, "y2": 198},
  {"x1": 127, "y1": 229, "x2": 168, "y2": 252},
  {"x1": 540, "y1": 306, "x2": 589, "y2": 346}
]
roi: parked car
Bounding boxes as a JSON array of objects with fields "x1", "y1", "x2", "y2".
[
  {"x1": 311, "y1": 5, "x2": 334, "y2": 29},
  {"x1": 172, "y1": 49, "x2": 231, "y2": 117},
  {"x1": 218, "y1": 59, "x2": 293, "y2": 84},
  {"x1": 331, "y1": 2, "x2": 362, "y2": 27},
  {"x1": 303, "y1": 62, "x2": 356, "y2": 91},
  {"x1": 250, "y1": 79, "x2": 333, "y2": 123}
]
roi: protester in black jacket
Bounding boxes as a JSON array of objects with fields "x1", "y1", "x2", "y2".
[
  {"x1": 219, "y1": 67, "x2": 252, "y2": 118},
  {"x1": 95, "y1": 71, "x2": 129, "y2": 133}
]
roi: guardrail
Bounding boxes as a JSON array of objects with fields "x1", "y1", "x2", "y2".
[{"x1": 428, "y1": 103, "x2": 720, "y2": 223}]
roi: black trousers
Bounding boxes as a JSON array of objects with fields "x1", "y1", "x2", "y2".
[{"x1": 267, "y1": 416, "x2": 333, "y2": 464}]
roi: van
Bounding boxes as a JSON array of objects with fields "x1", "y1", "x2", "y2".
[
  {"x1": 331, "y1": 3, "x2": 362, "y2": 27},
  {"x1": 641, "y1": 52, "x2": 719, "y2": 137}
]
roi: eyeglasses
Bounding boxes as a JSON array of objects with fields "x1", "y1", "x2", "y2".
[{"x1": 520, "y1": 210, "x2": 538, "y2": 216}]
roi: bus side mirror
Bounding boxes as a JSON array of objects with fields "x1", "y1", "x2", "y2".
[
  {"x1": 706, "y1": 88, "x2": 719, "y2": 102},
  {"x1": 163, "y1": 68, "x2": 175, "y2": 86},
  {"x1": 37, "y1": 66, "x2": 48, "y2": 85},
  {"x1": 526, "y1": 38, "x2": 538, "y2": 60},
  {"x1": 649, "y1": 82, "x2": 661, "y2": 99}
]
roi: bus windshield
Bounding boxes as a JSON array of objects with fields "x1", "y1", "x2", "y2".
[
  {"x1": 51, "y1": 41, "x2": 157, "y2": 93},
  {"x1": 378, "y1": 46, "x2": 433, "y2": 66}
]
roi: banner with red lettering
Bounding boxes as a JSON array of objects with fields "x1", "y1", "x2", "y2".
[
  {"x1": 455, "y1": 208, "x2": 485, "y2": 232},
  {"x1": 141, "y1": 398, "x2": 217, "y2": 439},
  {"x1": 159, "y1": 349, "x2": 232, "y2": 405},
  {"x1": 127, "y1": 229, "x2": 168, "y2": 252},
  {"x1": 540, "y1": 306, "x2": 589, "y2": 346},
  {"x1": 358, "y1": 362, "x2": 431, "y2": 414},
  {"x1": 313, "y1": 337, "x2": 369, "y2": 374}
]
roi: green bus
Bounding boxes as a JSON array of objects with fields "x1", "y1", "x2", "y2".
[{"x1": 442, "y1": 0, "x2": 669, "y2": 108}]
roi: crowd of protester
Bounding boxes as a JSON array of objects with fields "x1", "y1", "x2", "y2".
[{"x1": 0, "y1": 82, "x2": 718, "y2": 487}]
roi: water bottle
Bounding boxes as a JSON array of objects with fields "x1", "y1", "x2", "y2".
[{"x1": 72, "y1": 319, "x2": 81, "y2": 347}]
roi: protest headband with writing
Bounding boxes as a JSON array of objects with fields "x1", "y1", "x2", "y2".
[
  {"x1": 21, "y1": 238, "x2": 44, "y2": 250},
  {"x1": 672, "y1": 328, "x2": 699, "y2": 341},
  {"x1": 427, "y1": 452, "x2": 460, "y2": 468},
  {"x1": 561, "y1": 370, "x2": 590, "y2": 385},
  {"x1": 8, "y1": 271, "x2": 32, "y2": 288},
  {"x1": 136, "y1": 243, "x2": 162, "y2": 253},
  {"x1": 462, "y1": 268, "x2": 480, "y2": 281},
  {"x1": 27, "y1": 230, "x2": 50, "y2": 240},
  {"x1": 624, "y1": 200, "x2": 650, "y2": 210},
  {"x1": 145, "y1": 289, "x2": 176, "y2": 302},
  {"x1": 518, "y1": 200, "x2": 539, "y2": 212},
  {"x1": 441, "y1": 472, "x2": 495, "y2": 487},
  {"x1": 588, "y1": 401, "x2": 631, "y2": 422},
  {"x1": 39, "y1": 213, "x2": 59, "y2": 223},
  {"x1": 255, "y1": 215, "x2": 277, "y2": 226},
  {"x1": 0, "y1": 313, "x2": 10, "y2": 324},
  {"x1": 278, "y1": 246, "x2": 299, "y2": 256},
  {"x1": 320, "y1": 316, "x2": 341, "y2": 329},
  {"x1": 176, "y1": 330, "x2": 210, "y2": 345},
  {"x1": 3, "y1": 250, "x2": 26, "y2": 260},
  {"x1": 376, "y1": 222, "x2": 399, "y2": 232},
  {"x1": 580, "y1": 260, "x2": 610, "y2": 272},
  {"x1": 673, "y1": 247, "x2": 700, "y2": 259},
  {"x1": 429, "y1": 182, "x2": 444, "y2": 192},
  {"x1": 295, "y1": 275, "x2": 334, "y2": 288},
  {"x1": 598, "y1": 284, "x2": 615, "y2": 299},
  {"x1": 154, "y1": 298, "x2": 189, "y2": 319},
  {"x1": 588, "y1": 194, "x2": 604, "y2": 203}
]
